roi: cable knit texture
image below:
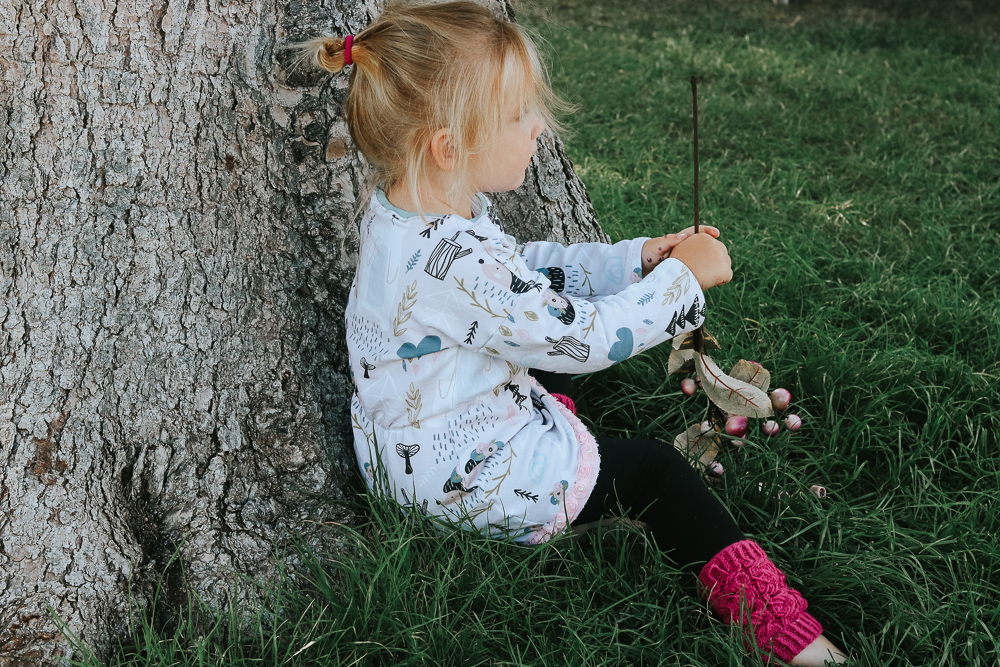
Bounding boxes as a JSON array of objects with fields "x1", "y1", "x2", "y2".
[
  {"x1": 698, "y1": 540, "x2": 823, "y2": 663},
  {"x1": 550, "y1": 393, "x2": 577, "y2": 415}
]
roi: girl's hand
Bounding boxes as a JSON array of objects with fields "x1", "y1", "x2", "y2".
[
  {"x1": 668, "y1": 232, "x2": 732, "y2": 290},
  {"x1": 641, "y1": 225, "x2": 721, "y2": 277}
]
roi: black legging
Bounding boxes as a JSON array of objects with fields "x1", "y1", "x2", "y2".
[{"x1": 533, "y1": 370, "x2": 745, "y2": 570}]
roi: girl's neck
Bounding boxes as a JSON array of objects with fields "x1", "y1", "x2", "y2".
[{"x1": 385, "y1": 177, "x2": 474, "y2": 219}]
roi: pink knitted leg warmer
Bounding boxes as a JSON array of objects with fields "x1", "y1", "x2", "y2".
[
  {"x1": 698, "y1": 540, "x2": 823, "y2": 663},
  {"x1": 550, "y1": 393, "x2": 577, "y2": 415}
]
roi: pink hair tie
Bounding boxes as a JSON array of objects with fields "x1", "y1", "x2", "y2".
[{"x1": 344, "y1": 34, "x2": 354, "y2": 65}]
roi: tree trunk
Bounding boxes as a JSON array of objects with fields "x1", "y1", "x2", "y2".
[{"x1": 0, "y1": 0, "x2": 604, "y2": 662}]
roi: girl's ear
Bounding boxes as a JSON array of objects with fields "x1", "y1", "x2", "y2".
[{"x1": 429, "y1": 128, "x2": 455, "y2": 172}]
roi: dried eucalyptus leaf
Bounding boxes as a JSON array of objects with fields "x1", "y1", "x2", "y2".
[
  {"x1": 701, "y1": 326, "x2": 722, "y2": 351},
  {"x1": 668, "y1": 348, "x2": 696, "y2": 375},
  {"x1": 672, "y1": 331, "x2": 695, "y2": 350},
  {"x1": 672, "y1": 327, "x2": 721, "y2": 351},
  {"x1": 729, "y1": 359, "x2": 771, "y2": 393},
  {"x1": 672, "y1": 423, "x2": 705, "y2": 456},
  {"x1": 672, "y1": 422, "x2": 721, "y2": 470},
  {"x1": 695, "y1": 354, "x2": 774, "y2": 418}
]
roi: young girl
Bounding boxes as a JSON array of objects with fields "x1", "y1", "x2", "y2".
[{"x1": 301, "y1": 3, "x2": 847, "y2": 664}]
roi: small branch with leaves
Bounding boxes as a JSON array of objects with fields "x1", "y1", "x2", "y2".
[
  {"x1": 514, "y1": 488, "x2": 539, "y2": 503},
  {"x1": 667, "y1": 77, "x2": 808, "y2": 486},
  {"x1": 393, "y1": 280, "x2": 418, "y2": 337}
]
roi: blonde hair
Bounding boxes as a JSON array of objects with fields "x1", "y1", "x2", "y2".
[{"x1": 291, "y1": 1, "x2": 569, "y2": 217}]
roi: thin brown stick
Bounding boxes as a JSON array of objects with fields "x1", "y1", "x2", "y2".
[
  {"x1": 691, "y1": 75, "x2": 704, "y2": 352},
  {"x1": 691, "y1": 75, "x2": 700, "y2": 235}
]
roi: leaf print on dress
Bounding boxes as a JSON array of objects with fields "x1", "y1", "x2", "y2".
[
  {"x1": 397, "y1": 335, "x2": 441, "y2": 360},
  {"x1": 393, "y1": 280, "x2": 417, "y2": 337},
  {"x1": 662, "y1": 271, "x2": 692, "y2": 305},
  {"x1": 405, "y1": 382, "x2": 423, "y2": 428},
  {"x1": 607, "y1": 328, "x2": 634, "y2": 363},
  {"x1": 515, "y1": 488, "x2": 539, "y2": 503},
  {"x1": 425, "y1": 231, "x2": 473, "y2": 280},
  {"x1": 405, "y1": 250, "x2": 422, "y2": 272},
  {"x1": 577, "y1": 263, "x2": 596, "y2": 297},
  {"x1": 455, "y1": 277, "x2": 513, "y2": 320},
  {"x1": 464, "y1": 321, "x2": 479, "y2": 344}
]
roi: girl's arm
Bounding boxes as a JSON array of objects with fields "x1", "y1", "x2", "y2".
[
  {"x1": 407, "y1": 219, "x2": 721, "y2": 374},
  {"x1": 518, "y1": 237, "x2": 647, "y2": 299},
  {"x1": 519, "y1": 226, "x2": 721, "y2": 298}
]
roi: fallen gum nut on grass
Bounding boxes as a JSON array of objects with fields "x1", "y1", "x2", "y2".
[
  {"x1": 762, "y1": 420, "x2": 780, "y2": 436},
  {"x1": 784, "y1": 414, "x2": 802, "y2": 431},
  {"x1": 725, "y1": 415, "x2": 748, "y2": 437},
  {"x1": 770, "y1": 388, "x2": 792, "y2": 411},
  {"x1": 681, "y1": 378, "x2": 697, "y2": 396},
  {"x1": 809, "y1": 485, "x2": 827, "y2": 499}
]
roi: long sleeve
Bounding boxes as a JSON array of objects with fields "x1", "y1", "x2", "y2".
[
  {"x1": 518, "y1": 238, "x2": 648, "y2": 298},
  {"x1": 405, "y1": 217, "x2": 704, "y2": 376}
]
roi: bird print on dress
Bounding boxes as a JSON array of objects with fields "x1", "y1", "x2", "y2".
[
  {"x1": 439, "y1": 467, "x2": 479, "y2": 506},
  {"x1": 536, "y1": 267, "x2": 566, "y2": 293},
  {"x1": 550, "y1": 480, "x2": 569, "y2": 506},
  {"x1": 543, "y1": 290, "x2": 576, "y2": 325},
  {"x1": 463, "y1": 440, "x2": 505, "y2": 486},
  {"x1": 480, "y1": 258, "x2": 543, "y2": 294}
]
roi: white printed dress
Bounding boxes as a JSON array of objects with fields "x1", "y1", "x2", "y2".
[{"x1": 346, "y1": 190, "x2": 705, "y2": 543}]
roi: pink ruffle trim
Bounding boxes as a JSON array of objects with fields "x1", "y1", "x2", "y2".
[{"x1": 524, "y1": 378, "x2": 600, "y2": 545}]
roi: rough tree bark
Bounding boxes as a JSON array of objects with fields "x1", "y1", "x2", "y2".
[{"x1": 0, "y1": 0, "x2": 605, "y2": 663}]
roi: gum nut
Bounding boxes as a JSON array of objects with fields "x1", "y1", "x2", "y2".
[
  {"x1": 784, "y1": 414, "x2": 802, "y2": 431},
  {"x1": 680, "y1": 378, "x2": 697, "y2": 396},
  {"x1": 762, "y1": 420, "x2": 780, "y2": 436},
  {"x1": 770, "y1": 388, "x2": 792, "y2": 411},
  {"x1": 732, "y1": 439, "x2": 745, "y2": 447},
  {"x1": 725, "y1": 415, "x2": 749, "y2": 438},
  {"x1": 695, "y1": 374, "x2": 702, "y2": 388},
  {"x1": 699, "y1": 420, "x2": 713, "y2": 434},
  {"x1": 707, "y1": 461, "x2": 724, "y2": 477},
  {"x1": 809, "y1": 485, "x2": 827, "y2": 499}
]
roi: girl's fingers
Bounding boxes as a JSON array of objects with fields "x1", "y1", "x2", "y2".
[
  {"x1": 668, "y1": 225, "x2": 720, "y2": 239},
  {"x1": 657, "y1": 233, "x2": 687, "y2": 257}
]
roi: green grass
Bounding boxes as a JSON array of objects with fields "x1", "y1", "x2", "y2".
[{"x1": 90, "y1": 1, "x2": 1000, "y2": 665}]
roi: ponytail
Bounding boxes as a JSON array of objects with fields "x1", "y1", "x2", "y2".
[{"x1": 288, "y1": 34, "x2": 357, "y2": 74}]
